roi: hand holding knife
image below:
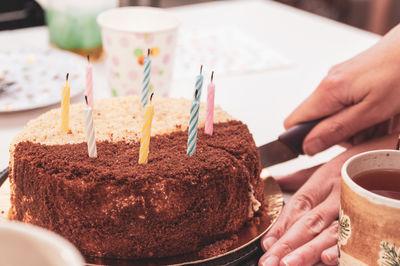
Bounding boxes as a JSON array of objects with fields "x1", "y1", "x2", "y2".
[{"x1": 258, "y1": 119, "x2": 322, "y2": 168}]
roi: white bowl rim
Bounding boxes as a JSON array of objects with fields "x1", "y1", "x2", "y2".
[
  {"x1": 0, "y1": 221, "x2": 85, "y2": 266},
  {"x1": 341, "y1": 149, "x2": 400, "y2": 209},
  {"x1": 97, "y1": 6, "x2": 180, "y2": 34}
]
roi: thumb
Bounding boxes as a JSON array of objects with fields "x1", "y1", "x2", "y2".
[{"x1": 284, "y1": 78, "x2": 346, "y2": 130}]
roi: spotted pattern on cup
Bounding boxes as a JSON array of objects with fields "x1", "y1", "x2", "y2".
[{"x1": 100, "y1": 26, "x2": 177, "y2": 97}]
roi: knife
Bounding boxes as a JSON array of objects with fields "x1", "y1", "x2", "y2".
[
  {"x1": 258, "y1": 119, "x2": 322, "y2": 168},
  {"x1": 0, "y1": 167, "x2": 8, "y2": 187}
]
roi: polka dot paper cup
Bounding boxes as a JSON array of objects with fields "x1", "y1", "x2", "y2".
[{"x1": 97, "y1": 7, "x2": 179, "y2": 97}]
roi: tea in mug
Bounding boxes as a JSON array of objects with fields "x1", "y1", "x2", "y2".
[{"x1": 353, "y1": 169, "x2": 400, "y2": 200}]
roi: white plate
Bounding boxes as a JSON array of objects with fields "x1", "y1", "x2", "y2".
[{"x1": 0, "y1": 48, "x2": 86, "y2": 113}]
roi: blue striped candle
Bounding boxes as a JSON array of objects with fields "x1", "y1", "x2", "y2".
[
  {"x1": 195, "y1": 67, "x2": 203, "y2": 102},
  {"x1": 141, "y1": 50, "x2": 151, "y2": 107},
  {"x1": 187, "y1": 91, "x2": 200, "y2": 156},
  {"x1": 187, "y1": 66, "x2": 203, "y2": 156}
]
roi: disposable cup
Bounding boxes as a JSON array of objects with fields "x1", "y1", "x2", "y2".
[{"x1": 97, "y1": 7, "x2": 179, "y2": 97}]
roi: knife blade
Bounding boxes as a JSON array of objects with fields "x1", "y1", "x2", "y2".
[{"x1": 258, "y1": 119, "x2": 322, "y2": 168}]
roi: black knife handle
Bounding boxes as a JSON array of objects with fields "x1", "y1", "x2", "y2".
[
  {"x1": 278, "y1": 119, "x2": 322, "y2": 155},
  {"x1": 0, "y1": 167, "x2": 9, "y2": 187}
]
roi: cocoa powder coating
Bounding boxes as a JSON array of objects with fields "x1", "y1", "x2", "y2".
[{"x1": 10, "y1": 121, "x2": 263, "y2": 259}]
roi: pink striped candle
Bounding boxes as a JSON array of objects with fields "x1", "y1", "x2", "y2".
[
  {"x1": 205, "y1": 71, "x2": 215, "y2": 135},
  {"x1": 85, "y1": 56, "x2": 94, "y2": 109}
]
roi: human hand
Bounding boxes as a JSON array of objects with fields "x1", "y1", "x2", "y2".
[
  {"x1": 258, "y1": 134, "x2": 398, "y2": 266},
  {"x1": 285, "y1": 24, "x2": 400, "y2": 156}
]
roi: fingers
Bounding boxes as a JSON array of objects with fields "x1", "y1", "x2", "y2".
[
  {"x1": 278, "y1": 221, "x2": 338, "y2": 266},
  {"x1": 302, "y1": 99, "x2": 377, "y2": 155},
  {"x1": 274, "y1": 164, "x2": 321, "y2": 192},
  {"x1": 261, "y1": 183, "x2": 339, "y2": 261},
  {"x1": 261, "y1": 166, "x2": 339, "y2": 251},
  {"x1": 321, "y1": 245, "x2": 339, "y2": 265},
  {"x1": 284, "y1": 73, "x2": 349, "y2": 131},
  {"x1": 259, "y1": 134, "x2": 399, "y2": 266},
  {"x1": 351, "y1": 120, "x2": 390, "y2": 145}
]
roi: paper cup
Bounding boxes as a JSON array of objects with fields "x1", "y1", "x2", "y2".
[
  {"x1": 340, "y1": 150, "x2": 400, "y2": 265},
  {"x1": 97, "y1": 7, "x2": 179, "y2": 97}
]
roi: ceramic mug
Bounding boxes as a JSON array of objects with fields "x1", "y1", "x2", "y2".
[
  {"x1": 97, "y1": 7, "x2": 179, "y2": 97},
  {"x1": 0, "y1": 221, "x2": 84, "y2": 266},
  {"x1": 340, "y1": 150, "x2": 400, "y2": 265}
]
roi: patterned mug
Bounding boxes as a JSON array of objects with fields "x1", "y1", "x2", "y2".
[
  {"x1": 97, "y1": 7, "x2": 179, "y2": 97},
  {"x1": 340, "y1": 150, "x2": 400, "y2": 265}
]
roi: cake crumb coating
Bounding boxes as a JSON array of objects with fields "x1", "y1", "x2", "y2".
[{"x1": 10, "y1": 96, "x2": 232, "y2": 151}]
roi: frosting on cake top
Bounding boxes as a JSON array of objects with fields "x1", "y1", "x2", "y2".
[{"x1": 11, "y1": 96, "x2": 232, "y2": 150}]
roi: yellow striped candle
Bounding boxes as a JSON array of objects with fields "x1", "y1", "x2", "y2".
[
  {"x1": 60, "y1": 73, "x2": 70, "y2": 132},
  {"x1": 138, "y1": 93, "x2": 155, "y2": 164}
]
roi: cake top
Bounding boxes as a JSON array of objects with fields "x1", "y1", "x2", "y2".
[{"x1": 10, "y1": 96, "x2": 232, "y2": 150}]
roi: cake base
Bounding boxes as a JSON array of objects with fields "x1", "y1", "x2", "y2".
[{"x1": 85, "y1": 177, "x2": 283, "y2": 266}]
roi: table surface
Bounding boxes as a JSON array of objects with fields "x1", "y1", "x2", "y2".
[
  {"x1": 0, "y1": 0, "x2": 380, "y2": 174},
  {"x1": 0, "y1": 0, "x2": 381, "y2": 263}
]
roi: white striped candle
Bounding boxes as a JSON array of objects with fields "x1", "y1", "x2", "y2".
[{"x1": 84, "y1": 97, "x2": 97, "y2": 158}]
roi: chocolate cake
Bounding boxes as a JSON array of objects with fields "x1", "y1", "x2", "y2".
[{"x1": 8, "y1": 96, "x2": 263, "y2": 259}]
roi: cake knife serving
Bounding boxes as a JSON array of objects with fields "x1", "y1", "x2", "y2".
[{"x1": 258, "y1": 119, "x2": 322, "y2": 168}]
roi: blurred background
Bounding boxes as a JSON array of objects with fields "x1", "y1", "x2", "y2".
[{"x1": 1, "y1": 0, "x2": 399, "y2": 35}]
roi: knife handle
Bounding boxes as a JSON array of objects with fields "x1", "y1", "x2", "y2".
[{"x1": 278, "y1": 119, "x2": 322, "y2": 155}]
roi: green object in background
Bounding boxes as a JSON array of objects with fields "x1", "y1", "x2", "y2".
[{"x1": 45, "y1": 8, "x2": 102, "y2": 50}]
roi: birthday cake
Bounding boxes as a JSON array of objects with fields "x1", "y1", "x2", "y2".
[{"x1": 8, "y1": 96, "x2": 263, "y2": 259}]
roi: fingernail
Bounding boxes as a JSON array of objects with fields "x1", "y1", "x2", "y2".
[
  {"x1": 260, "y1": 255, "x2": 279, "y2": 266},
  {"x1": 281, "y1": 253, "x2": 300, "y2": 266},
  {"x1": 304, "y1": 138, "x2": 325, "y2": 155},
  {"x1": 322, "y1": 250, "x2": 337, "y2": 264},
  {"x1": 324, "y1": 252, "x2": 332, "y2": 264},
  {"x1": 262, "y1": 236, "x2": 277, "y2": 251}
]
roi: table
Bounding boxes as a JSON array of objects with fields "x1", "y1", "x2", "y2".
[
  {"x1": 0, "y1": 0, "x2": 380, "y2": 174},
  {"x1": 0, "y1": 0, "x2": 381, "y2": 263}
]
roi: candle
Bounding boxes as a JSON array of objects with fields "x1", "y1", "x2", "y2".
[
  {"x1": 187, "y1": 90, "x2": 200, "y2": 156},
  {"x1": 141, "y1": 49, "x2": 151, "y2": 108},
  {"x1": 195, "y1": 65, "x2": 204, "y2": 101},
  {"x1": 60, "y1": 73, "x2": 70, "y2": 132},
  {"x1": 187, "y1": 66, "x2": 203, "y2": 156},
  {"x1": 84, "y1": 96, "x2": 97, "y2": 158},
  {"x1": 85, "y1": 56, "x2": 94, "y2": 109},
  {"x1": 139, "y1": 93, "x2": 155, "y2": 164},
  {"x1": 205, "y1": 71, "x2": 215, "y2": 135},
  {"x1": 187, "y1": 98, "x2": 201, "y2": 156}
]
